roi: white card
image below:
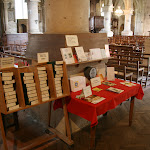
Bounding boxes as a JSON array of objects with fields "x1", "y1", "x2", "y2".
[
  {"x1": 83, "y1": 85, "x2": 92, "y2": 98},
  {"x1": 105, "y1": 44, "x2": 110, "y2": 57},
  {"x1": 90, "y1": 77, "x2": 101, "y2": 88},
  {"x1": 75, "y1": 46, "x2": 87, "y2": 62},
  {"x1": 0, "y1": 57, "x2": 14, "y2": 68},
  {"x1": 107, "y1": 67, "x2": 115, "y2": 81},
  {"x1": 65, "y1": 35, "x2": 79, "y2": 47},
  {"x1": 89, "y1": 48, "x2": 102, "y2": 60},
  {"x1": 60, "y1": 47, "x2": 75, "y2": 64},
  {"x1": 37, "y1": 52, "x2": 49, "y2": 63}
]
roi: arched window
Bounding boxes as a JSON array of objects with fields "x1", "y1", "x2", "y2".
[{"x1": 15, "y1": 0, "x2": 28, "y2": 19}]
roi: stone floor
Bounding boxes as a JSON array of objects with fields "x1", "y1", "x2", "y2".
[{"x1": 0, "y1": 84, "x2": 150, "y2": 150}]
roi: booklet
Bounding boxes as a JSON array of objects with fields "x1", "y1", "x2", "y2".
[
  {"x1": 120, "y1": 81, "x2": 136, "y2": 87},
  {"x1": 75, "y1": 46, "x2": 87, "y2": 62},
  {"x1": 107, "y1": 87, "x2": 124, "y2": 94},
  {"x1": 84, "y1": 95, "x2": 105, "y2": 104},
  {"x1": 102, "y1": 81, "x2": 116, "y2": 86}
]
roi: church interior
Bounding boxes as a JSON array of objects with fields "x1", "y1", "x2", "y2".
[{"x1": 0, "y1": 0, "x2": 150, "y2": 150}]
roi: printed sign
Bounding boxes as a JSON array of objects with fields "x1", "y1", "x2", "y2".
[
  {"x1": 0, "y1": 57, "x2": 14, "y2": 68},
  {"x1": 83, "y1": 85, "x2": 92, "y2": 98},
  {"x1": 90, "y1": 77, "x2": 101, "y2": 88},
  {"x1": 37, "y1": 52, "x2": 49, "y2": 63},
  {"x1": 65, "y1": 35, "x2": 79, "y2": 47}
]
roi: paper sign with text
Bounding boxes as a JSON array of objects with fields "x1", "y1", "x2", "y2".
[
  {"x1": 65, "y1": 35, "x2": 79, "y2": 47},
  {"x1": 90, "y1": 77, "x2": 101, "y2": 88},
  {"x1": 83, "y1": 85, "x2": 92, "y2": 98},
  {"x1": 0, "y1": 57, "x2": 14, "y2": 68},
  {"x1": 107, "y1": 67, "x2": 115, "y2": 81},
  {"x1": 37, "y1": 52, "x2": 49, "y2": 63}
]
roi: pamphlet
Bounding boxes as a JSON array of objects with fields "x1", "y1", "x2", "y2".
[
  {"x1": 107, "y1": 87, "x2": 124, "y2": 94},
  {"x1": 102, "y1": 81, "x2": 116, "y2": 86},
  {"x1": 120, "y1": 81, "x2": 136, "y2": 87}
]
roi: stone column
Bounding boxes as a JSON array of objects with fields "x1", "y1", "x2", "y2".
[
  {"x1": 134, "y1": 10, "x2": 144, "y2": 35},
  {"x1": 121, "y1": 9, "x2": 133, "y2": 36},
  {"x1": 3, "y1": 0, "x2": 9, "y2": 34},
  {"x1": 44, "y1": 0, "x2": 90, "y2": 34},
  {"x1": 27, "y1": 0, "x2": 41, "y2": 34},
  {"x1": 99, "y1": 5, "x2": 113, "y2": 37}
]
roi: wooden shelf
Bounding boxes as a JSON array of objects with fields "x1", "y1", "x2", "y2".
[{"x1": 66, "y1": 57, "x2": 112, "y2": 66}]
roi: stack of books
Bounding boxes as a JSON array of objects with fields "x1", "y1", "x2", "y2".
[
  {"x1": 37, "y1": 67, "x2": 50, "y2": 102},
  {"x1": 54, "y1": 61, "x2": 64, "y2": 97},
  {"x1": 2, "y1": 72, "x2": 19, "y2": 111},
  {"x1": 21, "y1": 72, "x2": 38, "y2": 105}
]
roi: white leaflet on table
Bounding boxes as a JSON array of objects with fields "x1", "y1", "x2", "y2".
[
  {"x1": 75, "y1": 47, "x2": 87, "y2": 62},
  {"x1": 60, "y1": 48, "x2": 75, "y2": 64},
  {"x1": 89, "y1": 48, "x2": 102, "y2": 60},
  {"x1": 90, "y1": 77, "x2": 101, "y2": 88},
  {"x1": 70, "y1": 76, "x2": 86, "y2": 92},
  {"x1": 65, "y1": 35, "x2": 79, "y2": 47},
  {"x1": 83, "y1": 85, "x2": 92, "y2": 98},
  {"x1": 107, "y1": 67, "x2": 115, "y2": 81},
  {"x1": 105, "y1": 44, "x2": 110, "y2": 57}
]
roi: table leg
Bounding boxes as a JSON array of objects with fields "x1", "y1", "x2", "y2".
[
  {"x1": 13, "y1": 112, "x2": 19, "y2": 130},
  {"x1": 62, "y1": 98, "x2": 71, "y2": 140},
  {"x1": 48, "y1": 102, "x2": 52, "y2": 127},
  {"x1": 90, "y1": 126, "x2": 96, "y2": 150},
  {"x1": 129, "y1": 96, "x2": 135, "y2": 126},
  {"x1": 0, "y1": 113, "x2": 8, "y2": 150}
]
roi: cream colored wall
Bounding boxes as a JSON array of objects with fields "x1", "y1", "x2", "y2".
[{"x1": 44, "y1": 0, "x2": 90, "y2": 34}]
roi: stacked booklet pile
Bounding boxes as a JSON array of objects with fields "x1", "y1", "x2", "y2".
[
  {"x1": 54, "y1": 61, "x2": 64, "y2": 97},
  {"x1": 21, "y1": 72, "x2": 38, "y2": 105},
  {"x1": 2, "y1": 72, "x2": 19, "y2": 111},
  {"x1": 37, "y1": 67, "x2": 50, "y2": 102}
]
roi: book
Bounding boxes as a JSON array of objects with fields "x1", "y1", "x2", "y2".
[
  {"x1": 92, "y1": 87, "x2": 103, "y2": 92},
  {"x1": 75, "y1": 46, "x2": 87, "y2": 62},
  {"x1": 29, "y1": 96, "x2": 38, "y2": 102},
  {"x1": 40, "y1": 83, "x2": 48, "y2": 88},
  {"x1": 56, "y1": 61, "x2": 63, "y2": 65},
  {"x1": 2, "y1": 72, "x2": 13, "y2": 77},
  {"x1": 28, "y1": 93, "x2": 37, "y2": 98},
  {"x1": 56, "y1": 86, "x2": 62, "y2": 91},
  {"x1": 39, "y1": 77, "x2": 48, "y2": 81},
  {"x1": 56, "y1": 70, "x2": 63, "y2": 74},
  {"x1": 23, "y1": 76, "x2": 33, "y2": 80},
  {"x1": 5, "y1": 91, "x2": 16, "y2": 96},
  {"x1": 102, "y1": 81, "x2": 116, "y2": 86},
  {"x1": 23, "y1": 72, "x2": 34, "y2": 77},
  {"x1": 37, "y1": 67, "x2": 46, "y2": 71},
  {"x1": 4, "y1": 87, "x2": 14, "y2": 92},
  {"x1": 7, "y1": 102, "x2": 16, "y2": 108},
  {"x1": 40, "y1": 86, "x2": 49, "y2": 92},
  {"x1": 39, "y1": 73, "x2": 47, "y2": 78},
  {"x1": 42, "y1": 93, "x2": 49, "y2": 98},
  {"x1": 3, "y1": 84, "x2": 13, "y2": 89},
  {"x1": 8, "y1": 105, "x2": 19, "y2": 111},
  {"x1": 27, "y1": 90, "x2": 37, "y2": 95},
  {"x1": 26, "y1": 83, "x2": 36, "y2": 88},
  {"x1": 2, "y1": 76, "x2": 13, "y2": 81},
  {"x1": 89, "y1": 48, "x2": 102, "y2": 60},
  {"x1": 107, "y1": 67, "x2": 115, "y2": 81},
  {"x1": 42, "y1": 97, "x2": 49, "y2": 101},
  {"x1": 107, "y1": 87, "x2": 124, "y2": 94},
  {"x1": 54, "y1": 77, "x2": 61, "y2": 81},
  {"x1": 55, "y1": 74, "x2": 63, "y2": 78},
  {"x1": 57, "y1": 93, "x2": 63, "y2": 97},
  {"x1": 4, "y1": 80, "x2": 15, "y2": 85},
  {"x1": 55, "y1": 65, "x2": 63, "y2": 69},
  {"x1": 60, "y1": 47, "x2": 75, "y2": 64},
  {"x1": 38, "y1": 70, "x2": 47, "y2": 75},
  {"x1": 55, "y1": 67, "x2": 63, "y2": 71},
  {"x1": 26, "y1": 86, "x2": 36, "y2": 91},
  {"x1": 5, "y1": 95, "x2": 16, "y2": 101},
  {"x1": 6, "y1": 98, "x2": 17, "y2": 104},
  {"x1": 24, "y1": 80, "x2": 34, "y2": 84},
  {"x1": 31, "y1": 100, "x2": 39, "y2": 105},
  {"x1": 39, "y1": 80, "x2": 47, "y2": 85},
  {"x1": 41, "y1": 90, "x2": 49, "y2": 95}
]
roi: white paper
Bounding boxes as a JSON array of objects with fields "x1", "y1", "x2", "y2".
[
  {"x1": 107, "y1": 67, "x2": 115, "y2": 81},
  {"x1": 37, "y1": 52, "x2": 49, "y2": 63},
  {"x1": 70, "y1": 76, "x2": 86, "y2": 92},
  {"x1": 89, "y1": 48, "x2": 102, "y2": 60},
  {"x1": 83, "y1": 85, "x2": 92, "y2": 98},
  {"x1": 90, "y1": 77, "x2": 101, "y2": 88},
  {"x1": 60, "y1": 48, "x2": 75, "y2": 64},
  {"x1": 100, "y1": 49, "x2": 107, "y2": 58},
  {"x1": 75, "y1": 47, "x2": 87, "y2": 62},
  {"x1": 105, "y1": 44, "x2": 110, "y2": 57},
  {"x1": 0, "y1": 57, "x2": 14, "y2": 68},
  {"x1": 65, "y1": 35, "x2": 79, "y2": 47}
]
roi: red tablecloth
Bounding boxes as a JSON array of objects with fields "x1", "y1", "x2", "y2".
[{"x1": 54, "y1": 79, "x2": 144, "y2": 127}]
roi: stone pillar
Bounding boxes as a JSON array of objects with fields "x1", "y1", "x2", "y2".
[
  {"x1": 3, "y1": 0, "x2": 9, "y2": 34},
  {"x1": 134, "y1": 10, "x2": 144, "y2": 35},
  {"x1": 44, "y1": 0, "x2": 90, "y2": 34},
  {"x1": 99, "y1": 5, "x2": 113, "y2": 37},
  {"x1": 121, "y1": 9, "x2": 133, "y2": 36},
  {"x1": 27, "y1": 0, "x2": 40, "y2": 34}
]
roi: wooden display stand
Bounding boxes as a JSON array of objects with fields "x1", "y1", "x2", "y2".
[{"x1": 0, "y1": 62, "x2": 73, "y2": 150}]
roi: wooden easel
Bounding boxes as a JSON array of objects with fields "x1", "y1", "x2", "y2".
[{"x1": 0, "y1": 62, "x2": 74, "y2": 150}]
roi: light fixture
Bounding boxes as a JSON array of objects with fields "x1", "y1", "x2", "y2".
[{"x1": 115, "y1": 6, "x2": 123, "y2": 17}]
